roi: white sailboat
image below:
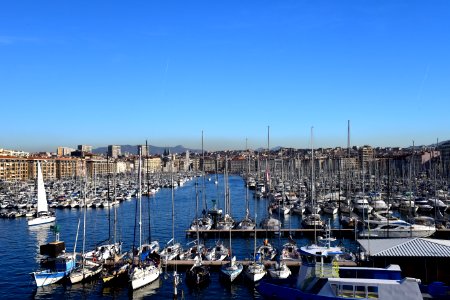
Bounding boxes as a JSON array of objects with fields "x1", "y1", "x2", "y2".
[
  {"x1": 220, "y1": 158, "x2": 243, "y2": 283},
  {"x1": 129, "y1": 149, "x2": 160, "y2": 290},
  {"x1": 244, "y1": 210, "x2": 266, "y2": 282},
  {"x1": 69, "y1": 179, "x2": 102, "y2": 284},
  {"x1": 28, "y1": 161, "x2": 56, "y2": 226}
]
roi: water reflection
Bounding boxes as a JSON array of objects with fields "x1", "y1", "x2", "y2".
[
  {"x1": 130, "y1": 278, "x2": 162, "y2": 299},
  {"x1": 28, "y1": 223, "x2": 51, "y2": 263}
]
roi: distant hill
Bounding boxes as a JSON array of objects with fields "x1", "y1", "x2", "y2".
[
  {"x1": 255, "y1": 146, "x2": 283, "y2": 152},
  {"x1": 93, "y1": 145, "x2": 201, "y2": 155}
]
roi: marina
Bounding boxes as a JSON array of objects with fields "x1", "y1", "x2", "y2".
[
  {"x1": 3, "y1": 0, "x2": 450, "y2": 298},
  {"x1": 1, "y1": 166, "x2": 450, "y2": 298}
]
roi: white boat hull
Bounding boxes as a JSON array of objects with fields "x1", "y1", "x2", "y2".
[
  {"x1": 32, "y1": 270, "x2": 65, "y2": 287},
  {"x1": 130, "y1": 265, "x2": 160, "y2": 290},
  {"x1": 268, "y1": 264, "x2": 291, "y2": 279},
  {"x1": 69, "y1": 263, "x2": 102, "y2": 284},
  {"x1": 220, "y1": 261, "x2": 243, "y2": 282},
  {"x1": 359, "y1": 228, "x2": 436, "y2": 238},
  {"x1": 244, "y1": 264, "x2": 266, "y2": 282},
  {"x1": 28, "y1": 215, "x2": 56, "y2": 226}
]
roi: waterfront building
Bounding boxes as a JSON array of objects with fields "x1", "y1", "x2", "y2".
[
  {"x1": 107, "y1": 145, "x2": 121, "y2": 158},
  {"x1": 86, "y1": 158, "x2": 115, "y2": 177},
  {"x1": 142, "y1": 156, "x2": 162, "y2": 173},
  {"x1": 178, "y1": 151, "x2": 191, "y2": 172},
  {"x1": 229, "y1": 156, "x2": 247, "y2": 174},
  {"x1": 56, "y1": 158, "x2": 83, "y2": 179},
  {"x1": 28, "y1": 159, "x2": 57, "y2": 180},
  {"x1": 201, "y1": 156, "x2": 217, "y2": 173},
  {"x1": 0, "y1": 156, "x2": 29, "y2": 181},
  {"x1": 191, "y1": 156, "x2": 200, "y2": 172}
]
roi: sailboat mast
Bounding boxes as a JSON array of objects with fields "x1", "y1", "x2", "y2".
[
  {"x1": 246, "y1": 139, "x2": 250, "y2": 214},
  {"x1": 113, "y1": 161, "x2": 117, "y2": 245},
  {"x1": 224, "y1": 156, "x2": 228, "y2": 215},
  {"x1": 202, "y1": 131, "x2": 206, "y2": 213},
  {"x1": 146, "y1": 140, "x2": 152, "y2": 242},
  {"x1": 82, "y1": 175, "x2": 87, "y2": 271},
  {"x1": 171, "y1": 155, "x2": 175, "y2": 246},
  {"x1": 311, "y1": 126, "x2": 316, "y2": 244},
  {"x1": 107, "y1": 155, "x2": 111, "y2": 244},
  {"x1": 138, "y1": 149, "x2": 142, "y2": 250},
  {"x1": 267, "y1": 126, "x2": 271, "y2": 192},
  {"x1": 195, "y1": 177, "x2": 199, "y2": 244}
]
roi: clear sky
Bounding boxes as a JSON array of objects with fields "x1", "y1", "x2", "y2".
[{"x1": 1, "y1": 1, "x2": 449, "y2": 152}]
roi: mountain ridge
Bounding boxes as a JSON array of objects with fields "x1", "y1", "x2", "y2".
[{"x1": 92, "y1": 145, "x2": 202, "y2": 155}]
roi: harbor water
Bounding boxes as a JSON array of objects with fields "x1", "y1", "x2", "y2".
[{"x1": 0, "y1": 175, "x2": 356, "y2": 299}]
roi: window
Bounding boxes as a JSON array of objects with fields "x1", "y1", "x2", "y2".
[
  {"x1": 341, "y1": 285, "x2": 354, "y2": 298},
  {"x1": 367, "y1": 286, "x2": 379, "y2": 299},
  {"x1": 355, "y1": 286, "x2": 365, "y2": 298}
]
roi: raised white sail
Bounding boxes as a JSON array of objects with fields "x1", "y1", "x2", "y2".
[
  {"x1": 28, "y1": 161, "x2": 55, "y2": 226},
  {"x1": 36, "y1": 161, "x2": 48, "y2": 213}
]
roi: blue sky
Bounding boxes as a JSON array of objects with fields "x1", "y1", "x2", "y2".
[{"x1": 1, "y1": 1, "x2": 449, "y2": 152}]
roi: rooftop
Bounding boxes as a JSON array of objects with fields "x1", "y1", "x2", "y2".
[{"x1": 357, "y1": 238, "x2": 450, "y2": 258}]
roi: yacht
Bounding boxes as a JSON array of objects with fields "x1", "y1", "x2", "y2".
[
  {"x1": 359, "y1": 219, "x2": 436, "y2": 238},
  {"x1": 257, "y1": 245, "x2": 422, "y2": 300}
]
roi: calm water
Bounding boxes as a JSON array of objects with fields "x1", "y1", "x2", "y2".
[{"x1": 0, "y1": 175, "x2": 355, "y2": 299}]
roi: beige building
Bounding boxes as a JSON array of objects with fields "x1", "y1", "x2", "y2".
[
  {"x1": 56, "y1": 158, "x2": 84, "y2": 179},
  {"x1": 143, "y1": 156, "x2": 162, "y2": 173},
  {"x1": 57, "y1": 147, "x2": 75, "y2": 157},
  {"x1": 0, "y1": 156, "x2": 29, "y2": 181},
  {"x1": 86, "y1": 158, "x2": 115, "y2": 177},
  {"x1": 359, "y1": 145, "x2": 374, "y2": 170},
  {"x1": 28, "y1": 159, "x2": 57, "y2": 180},
  {"x1": 201, "y1": 157, "x2": 217, "y2": 172},
  {"x1": 230, "y1": 156, "x2": 246, "y2": 173},
  {"x1": 0, "y1": 148, "x2": 29, "y2": 157}
]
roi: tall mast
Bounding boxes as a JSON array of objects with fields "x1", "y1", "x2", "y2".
[
  {"x1": 195, "y1": 177, "x2": 199, "y2": 245},
  {"x1": 171, "y1": 153, "x2": 175, "y2": 246},
  {"x1": 202, "y1": 130, "x2": 206, "y2": 213},
  {"x1": 266, "y1": 126, "x2": 272, "y2": 192},
  {"x1": 146, "y1": 140, "x2": 152, "y2": 242},
  {"x1": 347, "y1": 120, "x2": 350, "y2": 200},
  {"x1": 246, "y1": 138, "x2": 249, "y2": 214},
  {"x1": 138, "y1": 148, "x2": 142, "y2": 250},
  {"x1": 311, "y1": 126, "x2": 316, "y2": 244},
  {"x1": 113, "y1": 160, "x2": 117, "y2": 244},
  {"x1": 107, "y1": 155, "x2": 111, "y2": 243},
  {"x1": 82, "y1": 171, "x2": 87, "y2": 272}
]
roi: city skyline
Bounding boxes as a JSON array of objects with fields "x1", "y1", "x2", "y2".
[{"x1": 1, "y1": 1, "x2": 449, "y2": 152}]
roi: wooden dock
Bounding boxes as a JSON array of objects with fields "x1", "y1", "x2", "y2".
[
  {"x1": 186, "y1": 228, "x2": 356, "y2": 239},
  {"x1": 186, "y1": 228, "x2": 450, "y2": 240},
  {"x1": 163, "y1": 259, "x2": 357, "y2": 270}
]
